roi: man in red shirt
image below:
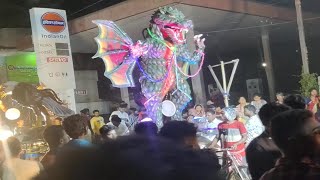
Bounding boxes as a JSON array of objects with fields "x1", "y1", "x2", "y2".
[{"x1": 210, "y1": 107, "x2": 248, "y2": 163}]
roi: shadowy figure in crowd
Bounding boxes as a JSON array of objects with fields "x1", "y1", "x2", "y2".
[
  {"x1": 134, "y1": 121, "x2": 158, "y2": 136},
  {"x1": 90, "y1": 110, "x2": 105, "y2": 143},
  {"x1": 99, "y1": 125, "x2": 117, "y2": 143},
  {"x1": 35, "y1": 135, "x2": 222, "y2": 180},
  {"x1": 107, "y1": 115, "x2": 129, "y2": 136},
  {"x1": 62, "y1": 114, "x2": 92, "y2": 149},
  {"x1": 80, "y1": 108, "x2": 93, "y2": 134},
  {"x1": 284, "y1": 94, "x2": 306, "y2": 109},
  {"x1": 41, "y1": 125, "x2": 69, "y2": 169},
  {"x1": 160, "y1": 121, "x2": 199, "y2": 149},
  {"x1": 260, "y1": 109, "x2": 320, "y2": 180},
  {"x1": 251, "y1": 93, "x2": 267, "y2": 113},
  {"x1": 2, "y1": 137, "x2": 42, "y2": 180},
  {"x1": 244, "y1": 104, "x2": 264, "y2": 145},
  {"x1": 246, "y1": 103, "x2": 290, "y2": 180},
  {"x1": 276, "y1": 92, "x2": 285, "y2": 104}
]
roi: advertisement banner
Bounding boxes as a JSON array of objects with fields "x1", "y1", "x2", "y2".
[
  {"x1": 29, "y1": 8, "x2": 76, "y2": 90},
  {"x1": 5, "y1": 53, "x2": 39, "y2": 83},
  {"x1": 0, "y1": 56, "x2": 7, "y2": 84},
  {"x1": 30, "y1": 8, "x2": 76, "y2": 111}
]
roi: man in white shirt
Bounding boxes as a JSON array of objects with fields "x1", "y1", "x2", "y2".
[
  {"x1": 109, "y1": 101, "x2": 129, "y2": 125},
  {"x1": 244, "y1": 104, "x2": 265, "y2": 146},
  {"x1": 201, "y1": 109, "x2": 223, "y2": 143},
  {"x1": 205, "y1": 109, "x2": 223, "y2": 129},
  {"x1": 107, "y1": 115, "x2": 129, "y2": 136},
  {"x1": 2, "y1": 137, "x2": 42, "y2": 180}
]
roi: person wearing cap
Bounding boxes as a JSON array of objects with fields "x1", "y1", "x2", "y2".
[
  {"x1": 209, "y1": 107, "x2": 248, "y2": 163},
  {"x1": 109, "y1": 101, "x2": 130, "y2": 126}
]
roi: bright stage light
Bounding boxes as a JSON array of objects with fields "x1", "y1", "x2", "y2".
[
  {"x1": 262, "y1": 62, "x2": 267, "y2": 67},
  {"x1": 5, "y1": 108, "x2": 21, "y2": 120},
  {"x1": 141, "y1": 118, "x2": 153, "y2": 122},
  {"x1": 0, "y1": 130, "x2": 13, "y2": 141}
]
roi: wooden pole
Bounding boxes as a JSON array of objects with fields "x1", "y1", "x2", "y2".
[
  {"x1": 261, "y1": 28, "x2": 276, "y2": 101},
  {"x1": 295, "y1": 0, "x2": 309, "y2": 74},
  {"x1": 220, "y1": 61, "x2": 229, "y2": 107}
]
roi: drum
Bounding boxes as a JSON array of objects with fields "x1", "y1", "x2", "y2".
[{"x1": 161, "y1": 100, "x2": 176, "y2": 117}]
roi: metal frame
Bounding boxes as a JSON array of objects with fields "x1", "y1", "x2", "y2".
[{"x1": 208, "y1": 59, "x2": 239, "y2": 107}]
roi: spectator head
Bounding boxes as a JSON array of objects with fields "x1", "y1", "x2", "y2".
[
  {"x1": 7, "y1": 136, "x2": 22, "y2": 157},
  {"x1": 111, "y1": 115, "x2": 121, "y2": 127},
  {"x1": 119, "y1": 101, "x2": 128, "y2": 112},
  {"x1": 35, "y1": 136, "x2": 221, "y2": 180},
  {"x1": 215, "y1": 105, "x2": 225, "y2": 115},
  {"x1": 276, "y1": 92, "x2": 285, "y2": 103},
  {"x1": 271, "y1": 109, "x2": 320, "y2": 160},
  {"x1": 134, "y1": 121, "x2": 158, "y2": 136},
  {"x1": 258, "y1": 103, "x2": 290, "y2": 130},
  {"x1": 194, "y1": 104, "x2": 204, "y2": 112},
  {"x1": 160, "y1": 121, "x2": 198, "y2": 149},
  {"x1": 99, "y1": 125, "x2": 117, "y2": 140},
  {"x1": 253, "y1": 93, "x2": 262, "y2": 101},
  {"x1": 80, "y1": 108, "x2": 90, "y2": 115},
  {"x1": 182, "y1": 109, "x2": 189, "y2": 119},
  {"x1": 222, "y1": 107, "x2": 237, "y2": 122},
  {"x1": 244, "y1": 105, "x2": 256, "y2": 117},
  {"x1": 52, "y1": 117, "x2": 63, "y2": 126},
  {"x1": 129, "y1": 108, "x2": 137, "y2": 115},
  {"x1": 43, "y1": 125, "x2": 69, "y2": 149},
  {"x1": 206, "y1": 109, "x2": 216, "y2": 122},
  {"x1": 284, "y1": 94, "x2": 306, "y2": 109},
  {"x1": 238, "y1": 96, "x2": 247, "y2": 104},
  {"x1": 188, "y1": 108, "x2": 196, "y2": 116},
  {"x1": 310, "y1": 88, "x2": 318, "y2": 97},
  {"x1": 63, "y1": 114, "x2": 88, "y2": 139},
  {"x1": 93, "y1": 110, "x2": 100, "y2": 117}
]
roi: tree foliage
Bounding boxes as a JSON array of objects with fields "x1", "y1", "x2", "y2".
[{"x1": 299, "y1": 73, "x2": 318, "y2": 97}]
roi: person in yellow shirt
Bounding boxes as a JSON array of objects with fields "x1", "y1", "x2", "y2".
[{"x1": 90, "y1": 110, "x2": 105, "y2": 143}]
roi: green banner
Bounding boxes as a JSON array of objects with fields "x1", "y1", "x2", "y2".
[{"x1": 6, "y1": 53, "x2": 39, "y2": 83}]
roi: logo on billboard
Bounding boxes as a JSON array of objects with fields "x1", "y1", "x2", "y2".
[
  {"x1": 47, "y1": 57, "x2": 68, "y2": 63},
  {"x1": 41, "y1": 12, "x2": 65, "y2": 34}
]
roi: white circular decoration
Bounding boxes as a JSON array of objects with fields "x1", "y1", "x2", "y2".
[
  {"x1": 161, "y1": 100, "x2": 176, "y2": 117},
  {"x1": 5, "y1": 108, "x2": 21, "y2": 120}
]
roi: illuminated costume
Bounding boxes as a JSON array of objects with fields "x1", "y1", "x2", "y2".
[{"x1": 93, "y1": 6, "x2": 205, "y2": 127}]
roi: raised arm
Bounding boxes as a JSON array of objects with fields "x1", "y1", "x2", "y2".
[{"x1": 177, "y1": 34, "x2": 205, "y2": 64}]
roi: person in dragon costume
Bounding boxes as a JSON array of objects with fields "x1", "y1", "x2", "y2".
[{"x1": 93, "y1": 6, "x2": 205, "y2": 127}]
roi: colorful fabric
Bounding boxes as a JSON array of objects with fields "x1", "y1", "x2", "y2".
[{"x1": 218, "y1": 120, "x2": 247, "y2": 157}]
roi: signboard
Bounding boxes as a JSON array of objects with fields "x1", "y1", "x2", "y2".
[
  {"x1": 30, "y1": 8, "x2": 76, "y2": 111},
  {"x1": 0, "y1": 56, "x2": 7, "y2": 83},
  {"x1": 29, "y1": 8, "x2": 76, "y2": 90},
  {"x1": 5, "y1": 53, "x2": 39, "y2": 83},
  {"x1": 75, "y1": 90, "x2": 87, "y2": 95}
]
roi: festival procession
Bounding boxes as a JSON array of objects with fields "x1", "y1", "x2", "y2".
[{"x1": 0, "y1": 0, "x2": 320, "y2": 180}]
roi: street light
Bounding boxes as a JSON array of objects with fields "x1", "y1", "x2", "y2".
[{"x1": 262, "y1": 62, "x2": 267, "y2": 67}]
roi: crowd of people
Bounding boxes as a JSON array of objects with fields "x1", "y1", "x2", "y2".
[{"x1": 1, "y1": 88, "x2": 320, "y2": 180}]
